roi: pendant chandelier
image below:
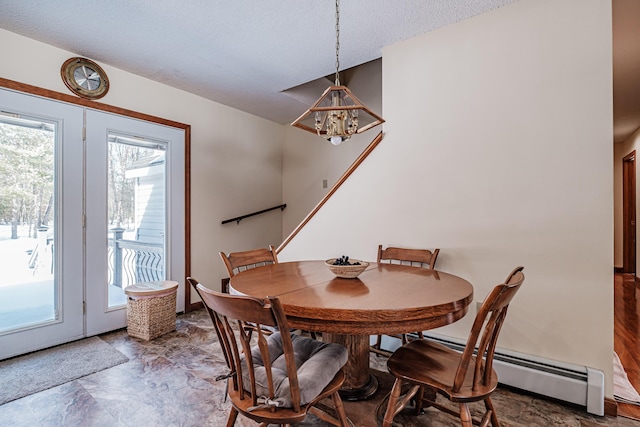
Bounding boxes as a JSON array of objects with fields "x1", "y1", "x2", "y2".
[{"x1": 291, "y1": 0, "x2": 384, "y2": 145}]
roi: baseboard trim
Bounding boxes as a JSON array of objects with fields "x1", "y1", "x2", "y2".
[
  {"x1": 383, "y1": 332, "x2": 606, "y2": 415},
  {"x1": 605, "y1": 397, "x2": 617, "y2": 417},
  {"x1": 186, "y1": 301, "x2": 203, "y2": 312}
]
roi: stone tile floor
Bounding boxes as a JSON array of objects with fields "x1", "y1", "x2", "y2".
[{"x1": 0, "y1": 309, "x2": 638, "y2": 426}]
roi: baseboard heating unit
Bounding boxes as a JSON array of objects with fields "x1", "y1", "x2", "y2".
[{"x1": 372, "y1": 332, "x2": 605, "y2": 416}]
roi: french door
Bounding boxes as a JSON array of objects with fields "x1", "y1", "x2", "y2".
[
  {"x1": 85, "y1": 110, "x2": 185, "y2": 335},
  {"x1": 0, "y1": 88, "x2": 185, "y2": 359},
  {"x1": 0, "y1": 88, "x2": 84, "y2": 359}
]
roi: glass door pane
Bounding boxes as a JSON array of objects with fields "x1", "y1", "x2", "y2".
[
  {"x1": 107, "y1": 134, "x2": 167, "y2": 308},
  {"x1": 0, "y1": 116, "x2": 56, "y2": 332}
]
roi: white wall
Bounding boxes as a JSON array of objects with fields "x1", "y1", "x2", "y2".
[
  {"x1": 280, "y1": 0, "x2": 615, "y2": 396},
  {"x1": 0, "y1": 29, "x2": 285, "y2": 298}
]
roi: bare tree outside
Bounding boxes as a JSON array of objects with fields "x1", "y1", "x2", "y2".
[
  {"x1": 108, "y1": 142, "x2": 140, "y2": 229},
  {"x1": 0, "y1": 119, "x2": 56, "y2": 333},
  {"x1": 107, "y1": 136, "x2": 166, "y2": 306},
  {"x1": 0, "y1": 122, "x2": 54, "y2": 239}
]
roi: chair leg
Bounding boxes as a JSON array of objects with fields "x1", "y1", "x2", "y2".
[
  {"x1": 484, "y1": 397, "x2": 500, "y2": 427},
  {"x1": 413, "y1": 385, "x2": 437, "y2": 415},
  {"x1": 374, "y1": 334, "x2": 382, "y2": 350},
  {"x1": 413, "y1": 385, "x2": 425, "y2": 415},
  {"x1": 382, "y1": 378, "x2": 404, "y2": 427},
  {"x1": 459, "y1": 403, "x2": 473, "y2": 427},
  {"x1": 226, "y1": 407, "x2": 239, "y2": 427},
  {"x1": 331, "y1": 391, "x2": 350, "y2": 427}
]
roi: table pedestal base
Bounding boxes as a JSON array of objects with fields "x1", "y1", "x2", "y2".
[
  {"x1": 339, "y1": 373, "x2": 378, "y2": 401},
  {"x1": 323, "y1": 333, "x2": 377, "y2": 400},
  {"x1": 341, "y1": 369, "x2": 393, "y2": 427}
]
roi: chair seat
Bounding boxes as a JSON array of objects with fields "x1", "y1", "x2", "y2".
[
  {"x1": 242, "y1": 331, "x2": 349, "y2": 408},
  {"x1": 232, "y1": 369, "x2": 346, "y2": 425},
  {"x1": 387, "y1": 339, "x2": 497, "y2": 402}
]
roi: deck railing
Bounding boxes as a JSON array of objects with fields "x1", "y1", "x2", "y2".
[{"x1": 108, "y1": 228, "x2": 164, "y2": 288}]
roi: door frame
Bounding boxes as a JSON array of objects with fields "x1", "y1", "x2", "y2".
[
  {"x1": 0, "y1": 87, "x2": 85, "y2": 359},
  {"x1": 0, "y1": 77, "x2": 198, "y2": 312},
  {"x1": 623, "y1": 150, "x2": 636, "y2": 274}
]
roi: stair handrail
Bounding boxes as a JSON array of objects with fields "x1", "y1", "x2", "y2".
[
  {"x1": 221, "y1": 204, "x2": 287, "y2": 225},
  {"x1": 277, "y1": 131, "x2": 384, "y2": 254}
]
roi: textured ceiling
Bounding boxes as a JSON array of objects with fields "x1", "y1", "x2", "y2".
[
  {"x1": 0, "y1": 0, "x2": 517, "y2": 124},
  {"x1": 0, "y1": 0, "x2": 637, "y2": 142}
]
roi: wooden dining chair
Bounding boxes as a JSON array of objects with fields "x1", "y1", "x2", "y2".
[
  {"x1": 219, "y1": 245, "x2": 280, "y2": 337},
  {"x1": 371, "y1": 245, "x2": 440, "y2": 356},
  {"x1": 504, "y1": 265, "x2": 524, "y2": 284},
  {"x1": 219, "y1": 245, "x2": 318, "y2": 339},
  {"x1": 187, "y1": 277, "x2": 351, "y2": 427},
  {"x1": 219, "y1": 245, "x2": 278, "y2": 291},
  {"x1": 381, "y1": 267, "x2": 525, "y2": 427}
]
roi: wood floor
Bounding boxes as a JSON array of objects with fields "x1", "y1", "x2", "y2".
[{"x1": 615, "y1": 273, "x2": 640, "y2": 420}]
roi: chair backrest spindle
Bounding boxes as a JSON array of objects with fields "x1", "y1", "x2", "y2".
[
  {"x1": 377, "y1": 245, "x2": 440, "y2": 269},
  {"x1": 452, "y1": 269, "x2": 524, "y2": 393},
  {"x1": 220, "y1": 245, "x2": 278, "y2": 278}
]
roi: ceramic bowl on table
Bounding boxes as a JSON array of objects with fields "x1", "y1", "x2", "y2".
[{"x1": 325, "y1": 259, "x2": 369, "y2": 279}]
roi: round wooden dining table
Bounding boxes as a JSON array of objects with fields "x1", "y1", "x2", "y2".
[{"x1": 229, "y1": 260, "x2": 474, "y2": 402}]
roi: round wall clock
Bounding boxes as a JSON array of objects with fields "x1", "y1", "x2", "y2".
[{"x1": 60, "y1": 57, "x2": 110, "y2": 100}]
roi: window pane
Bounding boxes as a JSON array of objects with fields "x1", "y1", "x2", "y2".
[
  {"x1": 107, "y1": 134, "x2": 166, "y2": 308},
  {"x1": 0, "y1": 117, "x2": 56, "y2": 333}
]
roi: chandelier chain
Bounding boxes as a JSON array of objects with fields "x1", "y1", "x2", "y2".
[{"x1": 334, "y1": 0, "x2": 340, "y2": 86}]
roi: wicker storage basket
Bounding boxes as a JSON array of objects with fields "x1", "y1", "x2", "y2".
[{"x1": 125, "y1": 281, "x2": 178, "y2": 340}]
